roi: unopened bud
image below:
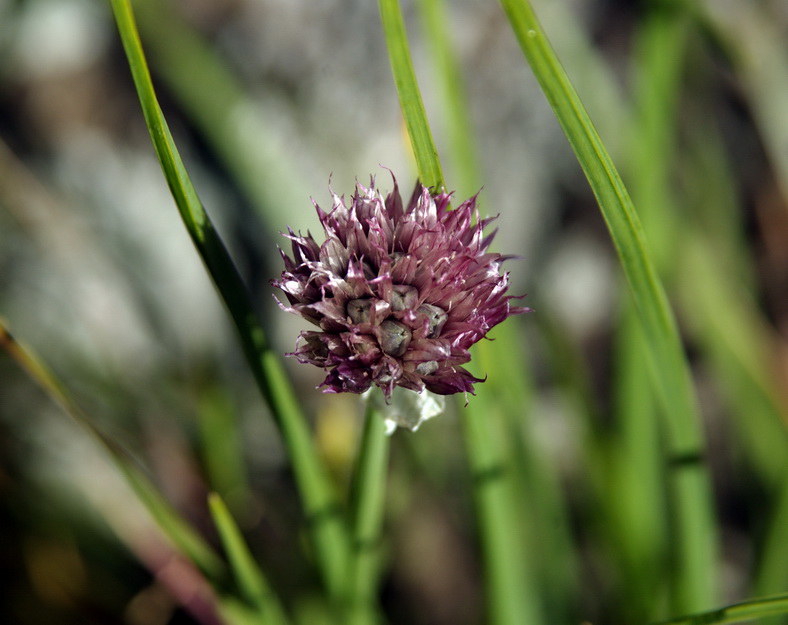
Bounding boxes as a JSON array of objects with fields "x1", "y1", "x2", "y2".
[
  {"x1": 379, "y1": 320, "x2": 412, "y2": 356},
  {"x1": 347, "y1": 299, "x2": 372, "y2": 324},
  {"x1": 390, "y1": 285, "x2": 419, "y2": 311},
  {"x1": 417, "y1": 304, "x2": 447, "y2": 338}
]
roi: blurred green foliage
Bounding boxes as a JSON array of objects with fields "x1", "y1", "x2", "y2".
[{"x1": 1, "y1": 0, "x2": 788, "y2": 624}]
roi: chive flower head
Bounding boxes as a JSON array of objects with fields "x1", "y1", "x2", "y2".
[{"x1": 272, "y1": 175, "x2": 528, "y2": 400}]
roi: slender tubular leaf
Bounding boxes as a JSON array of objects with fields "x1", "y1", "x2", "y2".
[
  {"x1": 608, "y1": 307, "x2": 667, "y2": 621},
  {"x1": 0, "y1": 319, "x2": 226, "y2": 584},
  {"x1": 109, "y1": 0, "x2": 349, "y2": 599},
  {"x1": 468, "y1": 328, "x2": 549, "y2": 625},
  {"x1": 618, "y1": 9, "x2": 692, "y2": 618},
  {"x1": 208, "y1": 493, "x2": 289, "y2": 625},
  {"x1": 479, "y1": 321, "x2": 577, "y2": 625},
  {"x1": 217, "y1": 600, "x2": 278, "y2": 625},
  {"x1": 344, "y1": 405, "x2": 390, "y2": 625},
  {"x1": 631, "y1": 13, "x2": 788, "y2": 617},
  {"x1": 378, "y1": 0, "x2": 444, "y2": 189},
  {"x1": 497, "y1": 0, "x2": 717, "y2": 612},
  {"x1": 755, "y1": 483, "x2": 788, "y2": 625},
  {"x1": 461, "y1": 395, "x2": 544, "y2": 625},
  {"x1": 678, "y1": 228, "x2": 788, "y2": 612},
  {"x1": 676, "y1": 28, "x2": 788, "y2": 612},
  {"x1": 653, "y1": 593, "x2": 788, "y2": 625}
]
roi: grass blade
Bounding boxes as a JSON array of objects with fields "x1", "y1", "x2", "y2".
[
  {"x1": 460, "y1": 392, "x2": 544, "y2": 625},
  {"x1": 0, "y1": 319, "x2": 226, "y2": 584},
  {"x1": 607, "y1": 307, "x2": 667, "y2": 621},
  {"x1": 109, "y1": 0, "x2": 349, "y2": 600},
  {"x1": 208, "y1": 493, "x2": 289, "y2": 625},
  {"x1": 617, "y1": 9, "x2": 692, "y2": 619},
  {"x1": 497, "y1": 0, "x2": 717, "y2": 612}
]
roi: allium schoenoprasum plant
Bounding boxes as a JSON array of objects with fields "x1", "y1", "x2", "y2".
[{"x1": 2, "y1": 1, "x2": 788, "y2": 625}]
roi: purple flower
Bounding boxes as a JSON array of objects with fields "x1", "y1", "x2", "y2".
[{"x1": 272, "y1": 174, "x2": 529, "y2": 400}]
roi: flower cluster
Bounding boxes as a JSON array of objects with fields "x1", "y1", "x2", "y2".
[{"x1": 272, "y1": 175, "x2": 527, "y2": 400}]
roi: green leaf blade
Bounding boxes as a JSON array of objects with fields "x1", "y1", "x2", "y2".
[
  {"x1": 109, "y1": 0, "x2": 350, "y2": 601},
  {"x1": 209, "y1": 493, "x2": 289, "y2": 625},
  {"x1": 0, "y1": 319, "x2": 226, "y2": 584},
  {"x1": 497, "y1": 0, "x2": 718, "y2": 613}
]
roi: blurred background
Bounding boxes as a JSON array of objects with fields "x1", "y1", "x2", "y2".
[{"x1": 1, "y1": 0, "x2": 788, "y2": 623}]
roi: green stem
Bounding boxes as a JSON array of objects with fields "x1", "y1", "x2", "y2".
[
  {"x1": 109, "y1": 0, "x2": 349, "y2": 601},
  {"x1": 461, "y1": 395, "x2": 543, "y2": 625},
  {"x1": 497, "y1": 0, "x2": 717, "y2": 612},
  {"x1": 345, "y1": 405, "x2": 391, "y2": 625},
  {"x1": 624, "y1": 8, "x2": 702, "y2": 617},
  {"x1": 208, "y1": 493, "x2": 290, "y2": 625}
]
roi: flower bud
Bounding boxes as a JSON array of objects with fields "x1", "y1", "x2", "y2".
[
  {"x1": 379, "y1": 320, "x2": 412, "y2": 357},
  {"x1": 390, "y1": 285, "x2": 419, "y2": 311},
  {"x1": 347, "y1": 298, "x2": 372, "y2": 324},
  {"x1": 417, "y1": 304, "x2": 448, "y2": 338}
]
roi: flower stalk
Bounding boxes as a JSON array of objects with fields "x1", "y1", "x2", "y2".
[{"x1": 344, "y1": 403, "x2": 391, "y2": 625}]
